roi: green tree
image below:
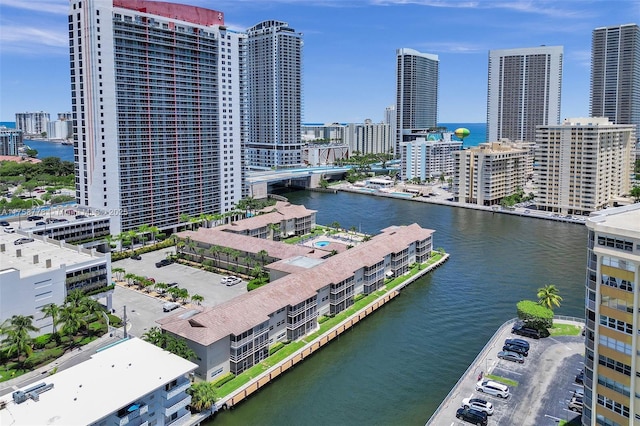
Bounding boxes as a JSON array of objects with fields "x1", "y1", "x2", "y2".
[
  {"x1": 142, "y1": 327, "x2": 196, "y2": 360},
  {"x1": 537, "y1": 284, "x2": 563, "y2": 309},
  {"x1": 25, "y1": 148, "x2": 38, "y2": 158},
  {"x1": 191, "y1": 294, "x2": 204, "y2": 305},
  {"x1": 1, "y1": 315, "x2": 40, "y2": 359},
  {"x1": 188, "y1": 381, "x2": 218, "y2": 411},
  {"x1": 630, "y1": 185, "x2": 640, "y2": 202},
  {"x1": 517, "y1": 300, "x2": 553, "y2": 331},
  {"x1": 59, "y1": 305, "x2": 87, "y2": 336},
  {"x1": 41, "y1": 303, "x2": 62, "y2": 336}
]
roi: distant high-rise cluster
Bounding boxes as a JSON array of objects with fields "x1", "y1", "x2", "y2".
[
  {"x1": 486, "y1": 46, "x2": 563, "y2": 143},
  {"x1": 15, "y1": 111, "x2": 50, "y2": 136}
]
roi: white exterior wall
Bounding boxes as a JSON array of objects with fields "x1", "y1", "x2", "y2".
[
  {"x1": 401, "y1": 136, "x2": 462, "y2": 181},
  {"x1": 268, "y1": 307, "x2": 288, "y2": 343},
  {"x1": 316, "y1": 285, "x2": 331, "y2": 316}
]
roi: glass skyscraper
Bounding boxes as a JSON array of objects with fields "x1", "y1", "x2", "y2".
[{"x1": 395, "y1": 48, "x2": 439, "y2": 157}]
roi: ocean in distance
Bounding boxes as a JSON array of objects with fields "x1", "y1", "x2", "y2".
[{"x1": 1, "y1": 121, "x2": 486, "y2": 163}]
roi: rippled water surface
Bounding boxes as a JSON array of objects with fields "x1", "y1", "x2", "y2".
[{"x1": 211, "y1": 190, "x2": 587, "y2": 426}]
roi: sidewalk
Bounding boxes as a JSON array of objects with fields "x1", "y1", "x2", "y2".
[{"x1": 0, "y1": 330, "x2": 126, "y2": 397}]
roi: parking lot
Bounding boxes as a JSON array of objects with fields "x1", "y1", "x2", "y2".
[
  {"x1": 427, "y1": 320, "x2": 584, "y2": 426},
  {"x1": 104, "y1": 249, "x2": 248, "y2": 337}
]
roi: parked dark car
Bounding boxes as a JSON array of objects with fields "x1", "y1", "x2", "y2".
[
  {"x1": 511, "y1": 323, "x2": 541, "y2": 339},
  {"x1": 504, "y1": 338, "x2": 530, "y2": 351},
  {"x1": 155, "y1": 259, "x2": 173, "y2": 268},
  {"x1": 455, "y1": 407, "x2": 488, "y2": 426},
  {"x1": 35, "y1": 221, "x2": 46, "y2": 226},
  {"x1": 503, "y1": 343, "x2": 528, "y2": 356},
  {"x1": 130, "y1": 254, "x2": 142, "y2": 260},
  {"x1": 27, "y1": 215, "x2": 43, "y2": 221},
  {"x1": 75, "y1": 215, "x2": 87, "y2": 219},
  {"x1": 575, "y1": 370, "x2": 584, "y2": 384},
  {"x1": 167, "y1": 282, "x2": 179, "y2": 288},
  {"x1": 497, "y1": 350, "x2": 525, "y2": 363},
  {"x1": 0, "y1": 221, "x2": 9, "y2": 227}
]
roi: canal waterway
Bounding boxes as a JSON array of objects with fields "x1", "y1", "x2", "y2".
[{"x1": 211, "y1": 190, "x2": 587, "y2": 426}]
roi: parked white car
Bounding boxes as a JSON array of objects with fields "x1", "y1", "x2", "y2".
[
  {"x1": 475, "y1": 380, "x2": 510, "y2": 398},
  {"x1": 461, "y1": 397, "x2": 494, "y2": 415},
  {"x1": 225, "y1": 276, "x2": 242, "y2": 286}
]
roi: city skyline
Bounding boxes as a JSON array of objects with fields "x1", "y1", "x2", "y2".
[{"x1": 1, "y1": 0, "x2": 639, "y2": 123}]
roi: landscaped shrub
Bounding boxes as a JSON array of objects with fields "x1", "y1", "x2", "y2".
[
  {"x1": 88, "y1": 321, "x2": 107, "y2": 335},
  {"x1": 33, "y1": 333, "x2": 53, "y2": 349},
  {"x1": 108, "y1": 314, "x2": 122, "y2": 327},
  {"x1": 23, "y1": 348, "x2": 64, "y2": 369},
  {"x1": 517, "y1": 300, "x2": 553, "y2": 330},
  {"x1": 269, "y1": 342, "x2": 285, "y2": 355},
  {"x1": 318, "y1": 315, "x2": 330, "y2": 324},
  {"x1": 213, "y1": 373, "x2": 235, "y2": 388},
  {"x1": 77, "y1": 336, "x2": 95, "y2": 346},
  {"x1": 353, "y1": 294, "x2": 365, "y2": 302}
]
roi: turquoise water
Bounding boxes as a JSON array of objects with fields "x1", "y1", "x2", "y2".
[
  {"x1": 314, "y1": 241, "x2": 330, "y2": 247},
  {"x1": 211, "y1": 190, "x2": 586, "y2": 426},
  {"x1": 391, "y1": 192, "x2": 413, "y2": 198},
  {"x1": 439, "y1": 122, "x2": 486, "y2": 148}
]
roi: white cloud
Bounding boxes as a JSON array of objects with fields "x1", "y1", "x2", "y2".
[
  {"x1": 416, "y1": 41, "x2": 486, "y2": 54},
  {"x1": 0, "y1": 24, "x2": 68, "y2": 54},
  {"x1": 0, "y1": 0, "x2": 68, "y2": 15}
]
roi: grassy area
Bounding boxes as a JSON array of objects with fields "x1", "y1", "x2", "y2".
[
  {"x1": 549, "y1": 323, "x2": 582, "y2": 336},
  {"x1": 215, "y1": 252, "x2": 446, "y2": 400},
  {"x1": 485, "y1": 374, "x2": 519, "y2": 387},
  {"x1": 0, "y1": 368, "x2": 28, "y2": 382}
]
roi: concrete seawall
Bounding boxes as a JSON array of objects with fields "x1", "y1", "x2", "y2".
[{"x1": 202, "y1": 254, "x2": 450, "y2": 420}]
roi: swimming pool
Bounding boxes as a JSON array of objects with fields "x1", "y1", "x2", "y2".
[
  {"x1": 314, "y1": 241, "x2": 330, "y2": 247},
  {"x1": 391, "y1": 192, "x2": 413, "y2": 198}
]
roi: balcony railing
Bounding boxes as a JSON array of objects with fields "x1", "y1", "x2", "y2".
[
  {"x1": 167, "y1": 410, "x2": 191, "y2": 426},
  {"x1": 162, "y1": 380, "x2": 190, "y2": 400},
  {"x1": 164, "y1": 394, "x2": 191, "y2": 417}
]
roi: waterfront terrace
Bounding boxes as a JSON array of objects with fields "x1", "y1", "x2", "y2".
[{"x1": 159, "y1": 223, "x2": 434, "y2": 380}]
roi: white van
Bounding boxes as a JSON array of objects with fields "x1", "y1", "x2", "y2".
[
  {"x1": 163, "y1": 302, "x2": 179, "y2": 312},
  {"x1": 475, "y1": 380, "x2": 510, "y2": 398}
]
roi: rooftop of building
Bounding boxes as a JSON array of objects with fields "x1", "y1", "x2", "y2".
[
  {"x1": 0, "y1": 155, "x2": 40, "y2": 163},
  {"x1": 0, "y1": 232, "x2": 106, "y2": 278},
  {"x1": 113, "y1": 0, "x2": 224, "y2": 27},
  {"x1": 159, "y1": 223, "x2": 434, "y2": 345},
  {"x1": 216, "y1": 201, "x2": 316, "y2": 233},
  {"x1": 587, "y1": 204, "x2": 640, "y2": 240},
  {"x1": 0, "y1": 338, "x2": 197, "y2": 425}
]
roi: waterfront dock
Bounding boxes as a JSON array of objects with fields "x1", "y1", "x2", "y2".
[{"x1": 335, "y1": 183, "x2": 586, "y2": 225}]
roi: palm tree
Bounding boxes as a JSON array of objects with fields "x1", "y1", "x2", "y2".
[
  {"x1": 149, "y1": 225, "x2": 160, "y2": 243},
  {"x1": 41, "y1": 303, "x2": 62, "y2": 336},
  {"x1": 124, "y1": 272, "x2": 136, "y2": 286},
  {"x1": 65, "y1": 289, "x2": 86, "y2": 310},
  {"x1": 154, "y1": 282, "x2": 168, "y2": 295},
  {"x1": 59, "y1": 305, "x2": 87, "y2": 336},
  {"x1": 208, "y1": 245, "x2": 221, "y2": 268},
  {"x1": 537, "y1": 284, "x2": 563, "y2": 309},
  {"x1": 2, "y1": 315, "x2": 40, "y2": 359},
  {"x1": 191, "y1": 294, "x2": 204, "y2": 305},
  {"x1": 189, "y1": 382, "x2": 218, "y2": 412},
  {"x1": 177, "y1": 288, "x2": 190, "y2": 304},
  {"x1": 137, "y1": 224, "x2": 151, "y2": 246},
  {"x1": 112, "y1": 267, "x2": 125, "y2": 281},
  {"x1": 258, "y1": 249, "x2": 269, "y2": 266}
]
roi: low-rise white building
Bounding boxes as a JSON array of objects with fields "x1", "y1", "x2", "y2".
[
  {"x1": 0, "y1": 231, "x2": 111, "y2": 334},
  {"x1": 0, "y1": 337, "x2": 197, "y2": 426},
  {"x1": 400, "y1": 133, "x2": 462, "y2": 181}
]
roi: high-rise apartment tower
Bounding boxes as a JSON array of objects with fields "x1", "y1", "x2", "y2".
[
  {"x1": 395, "y1": 48, "x2": 439, "y2": 157},
  {"x1": 69, "y1": 0, "x2": 246, "y2": 235},
  {"x1": 246, "y1": 20, "x2": 303, "y2": 168},
  {"x1": 487, "y1": 46, "x2": 563, "y2": 143},
  {"x1": 590, "y1": 24, "x2": 640, "y2": 138},
  {"x1": 583, "y1": 204, "x2": 640, "y2": 426}
]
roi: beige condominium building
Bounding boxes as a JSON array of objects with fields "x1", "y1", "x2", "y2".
[
  {"x1": 452, "y1": 140, "x2": 529, "y2": 206},
  {"x1": 583, "y1": 204, "x2": 640, "y2": 426},
  {"x1": 535, "y1": 117, "x2": 635, "y2": 216},
  {"x1": 159, "y1": 223, "x2": 434, "y2": 381}
]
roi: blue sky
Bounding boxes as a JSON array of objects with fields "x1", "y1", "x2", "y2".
[{"x1": 0, "y1": 0, "x2": 638, "y2": 123}]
